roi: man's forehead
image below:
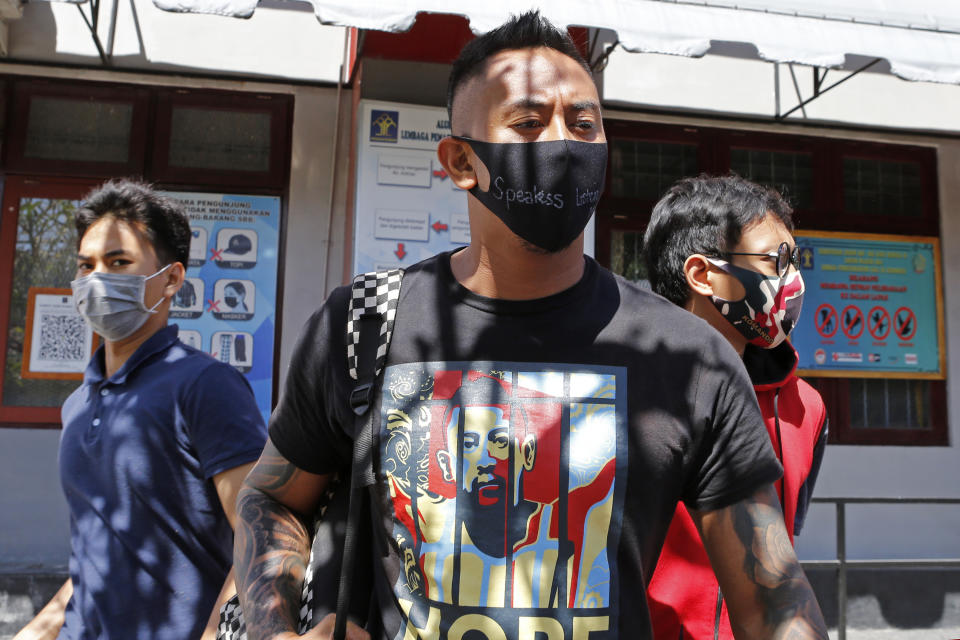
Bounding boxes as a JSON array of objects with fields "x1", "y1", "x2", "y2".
[
  {"x1": 463, "y1": 406, "x2": 506, "y2": 422},
  {"x1": 80, "y1": 217, "x2": 147, "y2": 248},
  {"x1": 453, "y1": 47, "x2": 597, "y2": 123},
  {"x1": 79, "y1": 216, "x2": 160, "y2": 263}
]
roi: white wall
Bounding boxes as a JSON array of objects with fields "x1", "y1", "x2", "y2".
[
  {"x1": 278, "y1": 83, "x2": 354, "y2": 384},
  {"x1": 0, "y1": 429, "x2": 70, "y2": 572}
]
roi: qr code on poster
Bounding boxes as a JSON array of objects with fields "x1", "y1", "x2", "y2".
[{"x1": 38, "y1": 314, "x2": 88, "y2": 362}]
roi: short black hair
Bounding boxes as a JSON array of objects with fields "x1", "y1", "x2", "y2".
[
  {"x1": 642, "y1": 175, "x2": 794, "y2": 307},
  {"x1": 447, "y1": 10, "x2": 589, "y2": 125},
  {"x1": 75, "y1": 179, "x2": 191, "y2": 267}
]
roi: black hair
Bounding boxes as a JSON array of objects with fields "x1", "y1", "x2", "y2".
[
  {"x1": 446, "y1": 10, "x2": 589, "y2": 125},
  {"x1": 75, "y1": 179, "x2": 191, "y2": 267},
  {"x1": 642, "y1": 174, "x2": 794, "y2": 306}
]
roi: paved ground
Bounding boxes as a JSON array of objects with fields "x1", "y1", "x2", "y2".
[
  {"x1": 3, "y1": 571, "x2": 959, "y2": 639},
  {"x1": 836, "y1": 632, "x2": 960, "y2": 640},
  {"x1": 3, "y1": 629, "x2": 958, "y2": 639}
]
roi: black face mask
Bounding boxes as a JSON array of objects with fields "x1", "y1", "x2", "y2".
[
  {"x1": 454, "y1": 137, "x2": 607, "y2": 252},
  {"x1": 225, "y1": 296, "x2": 239, "y2": 308}
]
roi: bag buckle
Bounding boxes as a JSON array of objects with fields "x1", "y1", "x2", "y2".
[{"x1": 350, "y1": 382, "x2": 374, "y2": 416}]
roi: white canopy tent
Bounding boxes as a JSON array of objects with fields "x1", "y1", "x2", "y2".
[
  {"x1": 11, "y1": 0, "x2": 960, "y2": 127},
  {"x1": 143, "y1": 0, "x2": 960, "y2": 85}
]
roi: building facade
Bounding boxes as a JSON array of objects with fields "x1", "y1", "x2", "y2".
[{"x1": 1, "y1": 3, "x2": 958, "y2": 635}]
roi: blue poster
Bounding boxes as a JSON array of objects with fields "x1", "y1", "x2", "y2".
[
  {"x1": 791, "y1": 232, "x2": 943, "y2": 377},
  {"x1": 162, "y1": 191, "x2": 281, "y2": 424}
]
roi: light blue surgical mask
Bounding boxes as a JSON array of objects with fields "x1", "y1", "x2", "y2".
[{"x1": 71, "y1": 264, "x2": 172, "y2": 341}]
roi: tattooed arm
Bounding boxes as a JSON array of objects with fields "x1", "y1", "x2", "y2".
[
  {"x1": 692, "y1": 484, "x2": 828, "y2": 639},
  {"x1": 234, "y1": 438, "x2": 333, "y2": 640}
]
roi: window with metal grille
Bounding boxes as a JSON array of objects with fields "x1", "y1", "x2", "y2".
[
  {"x1": 152, "y1": 89, "x2": 290, "y2": 189},
  {"x1": 169, "y1": 108, "x2": 272, "y2": 173},
  {"x1": 849, "y1": 378, "x2": 932, "y2": 430},
  {"x1": 25, "y1": 97, "x2": 133, "y2": 164},
  {"x1": 843, "y1": 157, "x2": 923, "y2": 218},
  {"x1": 810, "y1": 377, "x2": 945, "y2": 445},
  {"x1": 610, "y1": 140, "x2": 698, "y2": 200},
  {"x1": 730, "y1": 148, "x2": 813, "y2": 210}
]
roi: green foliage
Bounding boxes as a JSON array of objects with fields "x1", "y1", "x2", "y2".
[{"x1": 3, "y1": 198, "x2": 83, "y2": 407}]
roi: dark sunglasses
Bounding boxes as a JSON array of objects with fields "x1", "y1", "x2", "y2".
[{"x1": 720, "y1": 242, "x2": 800, "y2": 278}]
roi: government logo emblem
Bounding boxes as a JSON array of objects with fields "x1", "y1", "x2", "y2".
[{"x1": 371, "y1": 109, "x2": 399, "y2": 143}]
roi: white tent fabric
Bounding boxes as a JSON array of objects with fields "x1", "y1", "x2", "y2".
[{"x1": 148, "y1": 0, "x2": 960, "y2": 85}]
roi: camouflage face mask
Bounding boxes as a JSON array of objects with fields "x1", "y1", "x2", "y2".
[{"x1": 705, "y1": 258, "x2": 805, "y2": 349}]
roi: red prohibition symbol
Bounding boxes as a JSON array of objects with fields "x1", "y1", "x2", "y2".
[
  {"x1": 814, "y1": 303, "x2": 838, "y2": 338},
  {"x1": 868, "y1": 306, "x2": 891, "y2": 340},
  {"x1": 840, "y1": 305, "x2": 864, "y2": 339},
  {"x1": 894, "y1": 306, "x2": 917, "y2": 341}
]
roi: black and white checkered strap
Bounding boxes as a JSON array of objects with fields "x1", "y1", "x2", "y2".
[
  {"x1": 346, "y1": 269, "x2": 404, "y2": 380},
  {"x1": 298, "y1": 478, "x2": 341, "y2": 632}
]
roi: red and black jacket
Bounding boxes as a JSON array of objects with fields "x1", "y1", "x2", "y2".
[{"x1": 646, "y1": 341, "x2": 828, "y2": 639}]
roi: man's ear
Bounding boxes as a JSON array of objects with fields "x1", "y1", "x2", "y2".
[
  {"x1": 163, "y1": 262, "x2": 186, "y2": 298},
  {"x1": 684, "y1": 254, "x2": 715, "y2": 298},
  {"x1": 437, "y1": 136, "x2": 480, "y2": 191},
  {"x1": 520, "y1": 434, "x2": 536, "y2": 471}
]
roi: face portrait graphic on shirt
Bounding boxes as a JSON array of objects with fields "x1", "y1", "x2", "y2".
[
  {"x1": 380, "y1": 364, "x2": 624, "y2": 637},
  {"x1": 435, "y1": 401, "x2": 537, "y2": 559}
]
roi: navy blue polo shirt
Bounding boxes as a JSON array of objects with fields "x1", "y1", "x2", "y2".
[{"x1": 58, "y1": 324, "x2": 267, "y2": 640}]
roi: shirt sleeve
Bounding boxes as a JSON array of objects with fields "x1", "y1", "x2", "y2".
[
  {"x1": 183, "y1": 360, "x2": 269, "y2": 479},
  {"x1": 267, "y1": 285, "x2": 355, "y2": 475},
  {"x1": 683, "y1": 332, "x2": 783, "y2": 512},
  {"x1": 795, "y1": 414, "x2": 829, "y2": 534}
]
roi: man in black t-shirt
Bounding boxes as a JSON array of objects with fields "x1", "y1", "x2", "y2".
[{"x1": 233, "y1": 11, "x2": 828, "y2": 640}]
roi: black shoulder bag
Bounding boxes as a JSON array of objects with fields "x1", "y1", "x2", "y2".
[{"x1": 218, "y1": 268, "x2": 404, "y2": 640}]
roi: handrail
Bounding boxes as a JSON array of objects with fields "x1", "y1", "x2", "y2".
[{"x1": 799, "y1": 497, "x2": 960, "y2": 640}]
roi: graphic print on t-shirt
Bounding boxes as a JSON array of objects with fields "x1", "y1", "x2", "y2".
[{"x1": 380, "y1": 362, "x2": 627, "y2": 639}]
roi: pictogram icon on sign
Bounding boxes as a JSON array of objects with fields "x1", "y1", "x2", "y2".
[
  {"x1": 868, "y1": 306, "x2": 890, "y2": 340},
  {"x1": 841, "y1": 305, "x2": 864, "y2": 339},
  {"x1": 815, "y1": 303, "x2": 838, "y2": 338},
  {"x1": 432, "y1": 221, "x2": 448, "y2": 233},
  {"x1": 894, "y1": 307, "x2": 917, "y2": 341},
  {"x1": 394, "y1": 243, "x2": 407, "y2": 260},
  {"x1": 210, "y1": 247, "x2": 224, "y2": 261}
]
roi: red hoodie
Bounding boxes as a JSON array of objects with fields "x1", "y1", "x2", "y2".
[{"x1": 646, "y1": 341, "x2": 828, "y2": 639}]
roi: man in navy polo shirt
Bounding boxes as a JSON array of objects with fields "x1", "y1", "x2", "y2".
[{"x1": 15, "y1": 180, "x2": 267, "y2": 640}]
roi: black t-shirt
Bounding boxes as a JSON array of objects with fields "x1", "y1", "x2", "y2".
[{"x1": 270, "y1": 251, "x2": 782, "y2": 640}]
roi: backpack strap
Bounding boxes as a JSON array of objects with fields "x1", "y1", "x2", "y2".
[
  {"x1": 335, "y1": 268, "x2": 404, "y2": 640},
  {"x1": 346, "y1": 269, "x2": 404, "y2": 381}
]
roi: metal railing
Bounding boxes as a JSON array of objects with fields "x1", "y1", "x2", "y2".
[{"x1": 800, "y1": 497, "x2": 960, "y2": 640}]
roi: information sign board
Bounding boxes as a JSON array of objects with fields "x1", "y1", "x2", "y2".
[
  {"x1": 791, "y1": 231, "x2": 944, "y2": 378},
  {"x1": 161, "y1": 191, "x2": 282, "y2": 424}
]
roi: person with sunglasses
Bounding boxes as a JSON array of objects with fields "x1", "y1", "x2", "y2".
[{"x1": 642, "y1": 174, "x2": 829, "y2": 640}]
